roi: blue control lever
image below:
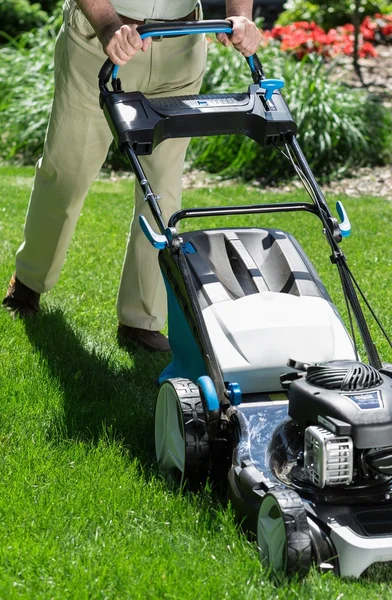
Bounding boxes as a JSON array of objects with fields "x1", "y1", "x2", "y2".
[
  {"x1": 336, "y1": 201, "x2": 352, "y2": 237},
  {"x1": 139, "y1": 215, "x2": 168, "y2": 249},
  {"x1": 259, "y1": 79, "x2": 285, "y2": 101}
]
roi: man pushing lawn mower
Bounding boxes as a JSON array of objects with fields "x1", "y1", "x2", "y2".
[
  {"x1": 2, "y1": 0, "x2": 261, "y2": 351},
  {"x1": 6, "y1": 0, "x2": 392, "y2": 579}
]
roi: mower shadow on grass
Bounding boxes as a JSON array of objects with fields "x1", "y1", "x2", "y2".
[{"x1": 22, "y1": 308, "x2": 171, "y2": 464}]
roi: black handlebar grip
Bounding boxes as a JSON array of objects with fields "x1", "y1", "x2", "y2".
[
  {"x1": 137, "y1": 19, "x2": 232, "y2": 37},
  {"x1": 252, "y1": 53, "x2": 263, "y2": 73},
  {"x1": 98, "y1": 58, "x2": 115, "y2": 85}
]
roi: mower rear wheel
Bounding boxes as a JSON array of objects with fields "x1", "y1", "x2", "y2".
[
  {"x1": 155, "y1": 378, "x2": 209, "y2": 486},
  {"x1": 257, "y1": 489, "x2": 312, "y2": 575}
]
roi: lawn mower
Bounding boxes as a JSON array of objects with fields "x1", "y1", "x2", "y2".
[{"x1": 99, "y1": 21, "x2": 392, "y2": 577}]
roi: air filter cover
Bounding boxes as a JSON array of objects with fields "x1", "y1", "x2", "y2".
[
  {"x1": 304, "y1": 425, "x2": 354, "y2": 487},
  {"x1": 306, "y1": 360, "x2": 383, "y2": 391}
]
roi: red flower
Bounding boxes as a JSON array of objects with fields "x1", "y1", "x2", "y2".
[
  {"x1": 260, "y1": 16, "x2": 385, "y2": 60},
  {"x1": 359, "y1": 42, "x2": 377, "y2": 57}
]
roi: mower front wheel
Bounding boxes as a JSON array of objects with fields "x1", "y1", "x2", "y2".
[
  {"x1": 257, "y1": 489, "x2": 312, "y2": 576},
  {"x1": 154, "y1": 378, "x2": 209, "y2": 486}
]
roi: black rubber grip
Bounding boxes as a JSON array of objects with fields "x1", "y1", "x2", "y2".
[
  {"x1": 137, "y1": 19, "x2": 232, "y2": 37},
  {"x1": 98, "y1": 58, "x2": 114, "y2": 85},
  {"x1": 252, "y1": 53, "x2": 263, "y2": 72}
]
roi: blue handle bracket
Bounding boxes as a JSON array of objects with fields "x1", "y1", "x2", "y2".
[
  {"x1": 139, "y1": 215, "x2": 168, "y2": 249},
  {"x1": 336, "y1": 201, "x2": 352, "y2": 238}
]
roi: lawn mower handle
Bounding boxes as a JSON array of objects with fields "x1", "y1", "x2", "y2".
[{"x1": 98, "y1": 20, "x2": 264, "y2": 88}]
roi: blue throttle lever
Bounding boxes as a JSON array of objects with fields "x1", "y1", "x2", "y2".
[{"x1": 259, "y1": 79, "x2": 285, "y2": 101}]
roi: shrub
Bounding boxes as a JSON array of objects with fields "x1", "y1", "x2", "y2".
[
  {"x1": 0, "y1": 24, "x2": 391, "y2": 181},
  {"x1": 364, "y1": 13, "x2": 392, "y2": 42},
  {"x1": 0, "y1": 0, "x2": 48, "y2": 40},
  {"x1": 39, "y1": 0, "x2": 62, "y2": 12},
  {"x1": 264, "y1": 20, "x2": 379, "y2": 60},
  {"x1": 188, "y1": 40, "x2": 392, "y2": 181},
  {"x1": 0, "y1": 15, "x2": 60, "y2": 162},
  {"x1": 278, "y1": 0, "x2": 392, "y2": 30}
]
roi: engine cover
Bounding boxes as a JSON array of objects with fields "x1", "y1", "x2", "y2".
[{"x1": 288, "y1": 362, "x2": 392, "y2": 449}]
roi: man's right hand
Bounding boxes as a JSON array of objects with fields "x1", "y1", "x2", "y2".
[{"x1": 101, "y1": 24, "x2": 152, "y2": 65}]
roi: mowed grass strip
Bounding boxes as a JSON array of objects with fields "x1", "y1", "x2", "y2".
[{"x1": 0, "y1": 166, "x2": 392, "y2": 599}]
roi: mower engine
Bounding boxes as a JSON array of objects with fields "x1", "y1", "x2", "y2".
[{"x1": 288, "y1": 360, "x2": 392, "y2": 489}]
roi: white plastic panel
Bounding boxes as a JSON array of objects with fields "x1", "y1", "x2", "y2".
[
  {"x1": 202, "y1": 292, "x2": 356, "y2": 393},
  {"x1": 330, "y1": 524, "x2": 392, "y2": 577}
]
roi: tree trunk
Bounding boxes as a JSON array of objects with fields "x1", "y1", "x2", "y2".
[{"x1": 353, "y1": 0, "x2": 364, "y2": 83}]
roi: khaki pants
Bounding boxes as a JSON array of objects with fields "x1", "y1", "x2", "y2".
[{"x1": 16, "y1": 0, "x2": 206, "y2": 330}]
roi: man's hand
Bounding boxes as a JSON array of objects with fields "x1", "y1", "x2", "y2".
[
  {"x1": 75, "y1": 1, "x2": 152, "y2": 65},
  {"x1": 101, "y1": 23, "x2": 152, "y2": 65},
  {"x1": 217, "y1": 16, "x2": 261, "y2": 56}
]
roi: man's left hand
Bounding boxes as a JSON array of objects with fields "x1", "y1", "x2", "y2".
[{"x1": 216, "y1": 16, "x2": 262, "y2": 56}]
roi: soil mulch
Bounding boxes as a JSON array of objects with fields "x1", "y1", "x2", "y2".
[
  {"x1": 336, "y1": 45, "x2": 392, "y2": 107},
  {"x1": 181, "y1": 165, "x2": 392, "y2": 199}
]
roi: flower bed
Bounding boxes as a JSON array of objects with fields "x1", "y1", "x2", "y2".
[
  {"x1": 262, "y1": 14, "x2": 392, "y2": 60},
  {"x1": 363, "y1": 14, "x2": 392, "y2": 43}
]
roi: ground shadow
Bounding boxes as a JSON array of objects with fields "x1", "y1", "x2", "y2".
[{"x1": 23, "y1": 308, "x2": 171, "y2": 463}]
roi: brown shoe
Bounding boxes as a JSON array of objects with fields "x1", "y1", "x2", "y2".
[
  {"x1": 2, "y1": 272, "x2": 41, "y2": 317},
  {"x1": 118, "y1": 324, "x2": 171, "y2": 352}
]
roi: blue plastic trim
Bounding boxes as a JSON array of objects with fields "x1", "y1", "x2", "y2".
[
  {"x1": 197, "y1": 376, "x2": 220, "y2": 411},
  {"x1": 227, "y1": 382, "x2": 242, "y2": 406},
  {"x1": 139, "y1": 215, "x2": 167, "y2": 249},
  {"x1": 140, "y1": 27, "x2": 232, "y2": 40},
  {"x1": 181, "y1": 242, "x2": 196, "y2": 254},
  {"x1": 246, "y1": 55, "x2": 256, "y2": 72},
  {"x1": 158, "y1": 274, "x2": 207, "y2": 385},
  {"x1": 336, "y1": 201, "x2": 352, "y2": 237},
  {"x1": 165, "y1": 227, "x2": 173, "y2": 242},
  {"x1": 259, "y1": 78, "x2": 285, "y2": 101}
]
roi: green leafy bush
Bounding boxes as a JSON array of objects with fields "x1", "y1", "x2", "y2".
[
  {"x1": 0, "y1": 24, "x2": 391, "y2": 181},
  {"x1": 0, "y1": 0, "x2": 48, "y2": 40},
  {"x1": 278, "y1": 0, "x2": 392, "y2": 30},
  {"x1": 39, "y1": 0, "x2": 63, "y2": 12},
  {"x1": 188, "y1": 40, "x2": 392, "y2": 181},
  {"x1": 0, "y1": 16, "x2": 60, "y2": 162}
]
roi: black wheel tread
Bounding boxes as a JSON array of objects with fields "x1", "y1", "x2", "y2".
[
  {"x1": 169, "y1": 378, "x2": 209, "y2": 480},
  {"x1": 260, "y1": 488, "x2": 312, "y2": 576}
]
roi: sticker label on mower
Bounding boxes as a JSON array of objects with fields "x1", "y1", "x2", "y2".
[{"x1": 344, "y1": 390, "x2": 383, "y2": 410}]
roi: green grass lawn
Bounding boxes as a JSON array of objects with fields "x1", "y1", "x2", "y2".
[{"x1": 1, "y1": 166, "x2": 392, "y2": 599}]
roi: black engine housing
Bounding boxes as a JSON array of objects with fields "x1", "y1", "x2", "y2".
[{"x1": 288, "y1": 361, "x2": 392, "y2": 449}]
